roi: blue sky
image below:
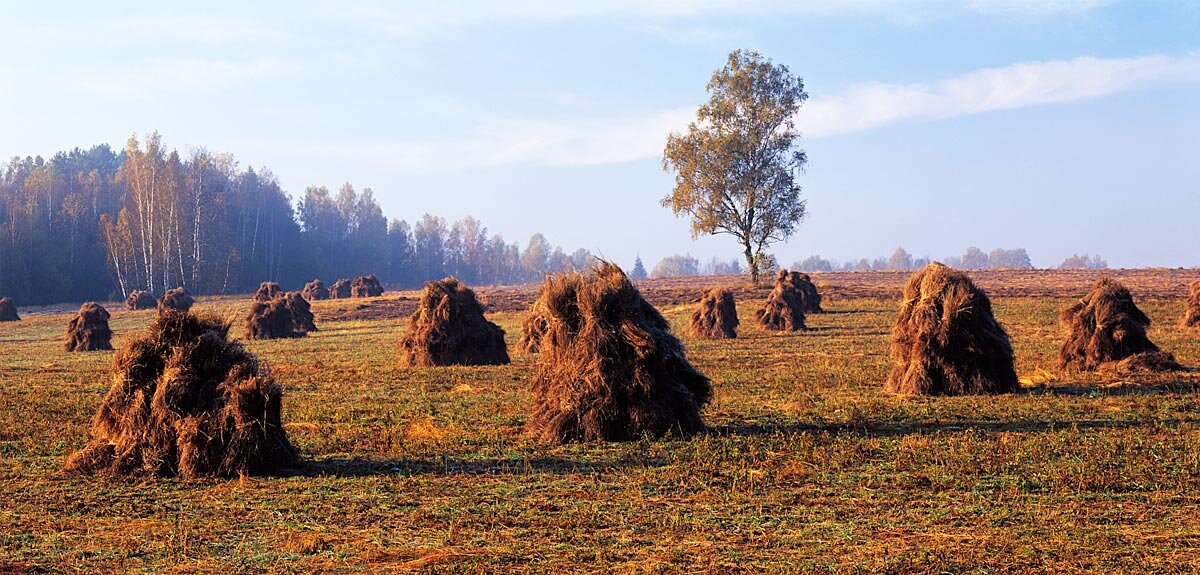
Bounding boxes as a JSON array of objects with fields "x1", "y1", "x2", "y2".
[{"x1": 2, "y1": 0, "x2": 1198, "y2": 268}]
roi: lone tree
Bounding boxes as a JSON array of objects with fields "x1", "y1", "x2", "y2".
[{"x1": 662, "y1": 49, "x2": 808, "y2": 285}]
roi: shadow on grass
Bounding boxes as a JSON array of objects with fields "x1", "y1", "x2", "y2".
[{"x1": 292, "y1": 454, "x2": 665, "y2": 478}]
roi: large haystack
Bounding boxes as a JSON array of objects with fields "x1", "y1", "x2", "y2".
[
  {"x1": 63, "y1": 311, "x2": 299, "y2": 478},
  {"x1": 0, "y1": 296, "x2": 18, "y2": 322},
  {"x1": 756, "y1": 270, "x2": 806, "y2": 330},
  {"x1": 158, "y1": 287, "x2": 194, "y2": 314},
  {"x1": 518, "y1": 284, "x2": 555, "y2": 354},
  {"x1": 125, "y1": 290, "x2": 156, "y2": 310},
  {"x1": 524, "y1": 262, "x2": 711, "y2": 442},
  {"x1": 886, "y1": 262, "x2": 1019, "y2": 396},
  {"x1": 301, "y1": 279, "x2": 329, "y2": 301},
  {"x1": 794, "y1": 272, "x2": 824, "y2": 313},
  {"x1": 1180, "y1": 280, "x2": 1200, "y2": 328},
  {"x1": 65, "y1": 302, "x2": 112, "y2": 352},
  {"x1": 244, "y1": 298, "x2": 303, "y2": 340},
  {"x1": 253, "y1": 281, "x2": 283, "y2": 302},
  {"x1": 351, "y1": 274, "x2": 384, "y2": 298},
  {"x1": 398, "y1": 278, "x2": 509, "y2": 366},
  {"x1": 1058, "y1": 278, "x2": 1181, "y2": 373},
  {"x1": 690, "y1": 288, "x2": 739, "y2": 339},
  {"x1": 328, "y1": 279, "x2": 351, "y2": 299},
  {"x1": 284, "y1": 292, "x2": 317, "y2": 333}
]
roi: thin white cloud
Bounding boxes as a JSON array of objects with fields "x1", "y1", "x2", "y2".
[
  {"x1": 70, "y1": 58, "x2": 298, "y2": 98},
  {"x1": 803, "y1": 52, "x2": 1200, "y2": 137}
]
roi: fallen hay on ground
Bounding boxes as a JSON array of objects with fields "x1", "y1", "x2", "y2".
[
  {"x1": 301, "y1": 279, "x2": 328, "y2": 301},
  {"x1": 125, "y1": 290, "x2": 156, "y2": 310},
  {"x1": 0, "y1": 296, "x2": 19, "y2": 322},
  {"x1": 64, "y1": 311, "x2": 299, "y2": 477},
  {"x1": 524, "y1": 262, "x2": 711, "y2": 442},
  {"x1": 886, "y1": 262, "x2": 1019, "y2": 396},
  {"x1": 1058, "y1": 278, "x2": 1181, "y2": 373},
  {"x1": 158, "y1": 287, "x2": 194, "y2": 314},
  {"x1": 690, "y1": 287, "x2": 739, "y2": 339},
  {"x1": 756, "y1": 270, "x2": 807, "y2": 331},
  {"x1": 351, "y1": 274, "x2": 384, "y2": 298},
  {"x1": 65, "y1": 302, "x2": 112, "y2": 351},
  {"x1": 397, "y1": 278, "x2": 509, "y2": 367}
]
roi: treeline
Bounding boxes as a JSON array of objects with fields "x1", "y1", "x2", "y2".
[
  {"x1": 649, "y1": 254, "x2": 743, "y2": 278},
  {"x1": 0, "y1": 133, "x2": 591, "y2": 305},
  {"x1": 794, "y1": 247, "x2": 1108, "y2": 272}
]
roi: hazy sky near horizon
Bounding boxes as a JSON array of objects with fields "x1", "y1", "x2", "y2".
[{"x1": 2, "y1": 1, "x2": 1198, "y2": 268}]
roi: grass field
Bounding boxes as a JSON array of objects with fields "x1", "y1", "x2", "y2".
[{"x1": 3, "y1": 271, "x2": 1200, "y2": 574}]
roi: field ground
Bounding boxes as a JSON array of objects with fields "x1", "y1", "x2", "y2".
[{"x1": 3, "y1": 269, "x2": 1200, "y2": 574}]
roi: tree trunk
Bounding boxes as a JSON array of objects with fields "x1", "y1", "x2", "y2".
[{"x1": 743, "y1": 242, "x2": 758, "y2": 286}]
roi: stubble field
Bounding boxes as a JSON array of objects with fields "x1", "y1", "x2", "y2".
[{"x1": 2, "y1": 269, "x2": 1200, "y2": 574}]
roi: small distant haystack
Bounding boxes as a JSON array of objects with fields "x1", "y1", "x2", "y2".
[
  {"x1": 244, "y1": 298, "x2": 303, "y2": 340},
  {"x1": 524, "y1": 262, "x2": 711, "y2": 442},
  {"x1": 690, "y1": 288, "x2": 739, "y2": 339},
  {"x1": 284, "y1": 292, "x2": 317, "y2": 333},
  {"x1": 63, "y1": 311, "x2": 299, "y2": 478},
  {"x1": 397, "y1": 278, "x2": 509, "y2": 367},
  {"x1": 794, "y1": 272, "x2": 824, "y2": 313},
  {"x1": 756, "y1": 270, "x2": 806, "y2": 330},
  {"x1": 64, "y1": 302, "x2": 112, "y2": 351},
  {"x1": 301, "y1": 279, "x2": 329, "y2": 301},
  {"x1": 328, "y1": 279, "x2": 351, "y2": 299},
  {"x1": 351, "y1": 274, "x2": 384, "y2": 298},
  {"x1": 253, "y1": 281, "x2": 283, "y2": 302},
  {"x1": 158, "y1": 287, "x2": 194, "y2": 314},
  {"x1": 1180, "y1": 280, "x2": 1200, "y2": 328},
  {"x1": 125, "y1": 290, "x2": 156, "y2": 311},
  {"x1": 0, "y1": 297, "x2": 18, "y2": 322},
  {"x1": 886, "y1": 262, "x2": 1019, "y2": 396},
  {"x1": 1059, "y1": 278, "x2": 1181, "y2": 373},
  {"x1": 518, "y1": 284, "x2": 555, "y2": 354}
]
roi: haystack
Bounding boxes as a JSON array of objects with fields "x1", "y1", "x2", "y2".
[
  {"x1": 63, "y1": 311, "x2": 299, "y2": 477},
  {"x1": 1180, "y1": 280, "x2": 1200, "y2": 328},
  {"x1": 756, "y1": 270, "x2": 806, "y2": 330},
  {"x1": 398, "y1": 278, "x2": 508, "y2": 366},
  {"x1": 690, "y1": 288, "x2": 739, "y2": 339},
  {"x1": 886, "y1": 262, "x2": 1019, "y2": 395},
  {"x1": 301, "y1": 279, "x2": 328, "y2": 301},
  {"x1": 794, "y1": 272, "x2": 823, "y2": 313},
  {"x1": 524, "y1": 262, "x2": 711, "y2": 442},
  {"x1": 125, "y1": 290, "x2": 156, "y2": 310},
  {"x1": 244, "y1": 298, "x2": 303, "y2": 340},
  {"x1": 518, "y1": 284, "x2": 555, "y2": 353},
  {"x1": 253, "y1": 281, "x2": 283, "y2": 302},
  {"x1": 328, "y1": 279, "x2": 351, "y2": 299},
  {"x1": 0, "y1": 296, "x2": 18, "y2": 321},
  {"x1": 158, "y1": 287, "x2": 194, "y2": 314},
  {"x1": 284, "y1": 292, "x2": 317, "y2": 333},
  {"x1": 351, "y1": 274, "x2": 384, "y2": 298},
  {"x1": 64, "y1": 302, "x2": 112, "y2": 351},
  {"x1": 1058, "y1": 278, "x2": 1181, "y2": 373}
]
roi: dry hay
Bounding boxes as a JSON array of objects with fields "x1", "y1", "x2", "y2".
[
  {"x1": 125, "y1": 290, "x2": 156, "y2": 311},
  {"x1": 63, "y1": 311, "x2": 299, "y2": 478},
  {"x1": 398, "y1": 278, "x2": 509, "y2": 367},
  {"x1": 301, "y1": 279, "x2": 329, "y2": 301},
  {"x1": 756, "y1": 270, "x2": 807, "y2": 330},
  {"x1": 689, "y1": 288, "x2": 739, "y2": 339},
  {"x1": 886, "y1": 262, "x2": 1019, "y2": 396},
  {"x1": 284, "y1": 292, "x2": 317, "y2": 333},
  {"x1": 245, "y1": 298, "x2": 303, "y2": 340},
  {"x1": 794, "y1": 272, "x2": 823, "y2": 313},
  {"x1": 253, "y1": 281, "x2": 283, "y2": 302},
  {"x1": 158, "y1": 287, "x2": 195, "y2": 314},
  {"x1": 0, "y1": 296, "x2": 18, "y2": 322},
  {"x1": 524, "y1": 262, "x2": 711, "y2": 442},
  {"x1": 1181, "y1": 280, "x2": 1200, "y2": 328},
  {"x1": 64, "y1": 302, "x2": 113, "y2": 352},
  {"x1": 351, "y1": 274, "x2": 384, "y2": 298},
  {"x1": 518, "y1": 284, "x2": 554, "y2": 354},
  {"x1": 328, "y1": 279, "x2": 352, "y2": 299},
  {"x1": 1058, "y1": 278, "x2": 1181, "y2": 373}
]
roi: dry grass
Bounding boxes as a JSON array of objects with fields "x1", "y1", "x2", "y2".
[{"x1": 2, "y1": 271, "x2": 1200, "y2": 573}]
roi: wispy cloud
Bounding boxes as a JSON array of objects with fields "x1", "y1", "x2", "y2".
[
  {"x1": 70, "y1": 58, "x2": 298, "y2": 98},
  {"x1": 804, "y1": 52, "x2": 1200, "y2": 137}
]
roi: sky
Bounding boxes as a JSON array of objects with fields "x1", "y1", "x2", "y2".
[{"x1": 1, "y1": 0, "x2": 1198, "y2": 269}]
